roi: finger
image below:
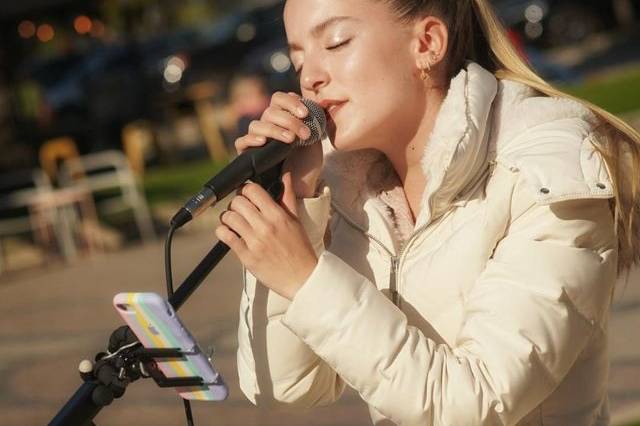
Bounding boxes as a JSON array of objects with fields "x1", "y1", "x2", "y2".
[
  {"x1": 235, "y1": 134, "x2": 267, "y2": 154},
  {"x1": 230, "y1": 187, "x2": 283, "y2": 247},
  {"x1": 280, "y1": 172, "x2": 298, "y2": 217},
  {"x1": 219, "y1": 210, "x2": 253, "y2": 240},
  {"x1": 248, "y1": 119, "x2": 297, "y2": 144},
  {"x1": 262, "y1": 106, "x2": 311, "y2": 141},
  {"x1": 271, "y1": 92, "x2": 308, "y2": 119},
  {"x1": 228, "y1": 194, "x2": 264, "y2": 224},
  {"x1": 215, "y1": 225, "x2": 248, "y2": 255},
  {"x1": 241, "y1": 182, "x2": 285, "y2": 221}
]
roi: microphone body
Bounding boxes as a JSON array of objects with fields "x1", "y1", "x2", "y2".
[
  {"x1": 171, "y1": 141, "x2": 293, "y2": 227},
  {"x1": 171, "y1": 98, "x2": 326, "y2": 229}
]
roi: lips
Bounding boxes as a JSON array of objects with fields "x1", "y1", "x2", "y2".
[{"x1": 319, "y1": 99, "x2": 347, "y2": 121}]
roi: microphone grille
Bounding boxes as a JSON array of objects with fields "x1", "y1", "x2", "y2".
[{"x1": 296, "y1": 98, "x2": 326, "y2": 147}]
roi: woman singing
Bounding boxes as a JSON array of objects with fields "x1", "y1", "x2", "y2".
[{"x1": 215, "y1": 0, "x2": 640, "y2": 424}]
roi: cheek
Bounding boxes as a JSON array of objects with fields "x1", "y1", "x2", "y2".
[
  {"x1": 333, "y1": 64, "x2": 418, "y2": 149},
  {"x1": 349, "y1": 43, "x2": 416, "y2": 107},
  {"x1": 325, "y1": 30, "x2": 419, "y2": 149}
]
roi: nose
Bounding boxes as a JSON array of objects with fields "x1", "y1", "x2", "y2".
[{"x1": 300, "y1": 56, "x2": 330, "y2": 93}]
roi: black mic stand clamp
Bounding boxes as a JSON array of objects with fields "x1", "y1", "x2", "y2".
[{"x1": 51, "y1": 326, "x2": 207, "y2": 426}]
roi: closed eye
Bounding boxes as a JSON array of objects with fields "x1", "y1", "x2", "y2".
[
  {"x1": 327, "y1": 39, "x2": 351, "y2": 51},
  {"x1": 293, "y1": 38, "x2": 352, "y2": 76}
]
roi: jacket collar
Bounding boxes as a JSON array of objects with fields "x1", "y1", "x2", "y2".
[{"x1": 321, "y1": 62, "x2": 499, "y2": 236}]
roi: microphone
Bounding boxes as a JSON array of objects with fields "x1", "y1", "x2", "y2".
[{"x1": 171, "y1": 98, "x2": 326, "y2": 229}]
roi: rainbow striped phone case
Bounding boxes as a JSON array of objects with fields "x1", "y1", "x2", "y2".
[{"x1": 113, "y1": 292, "x2": 228, "y2": 401}]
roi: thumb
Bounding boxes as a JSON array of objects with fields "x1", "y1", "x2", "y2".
[{"x1": 280, "y1": 171, "x2": 298, "y2": 217}]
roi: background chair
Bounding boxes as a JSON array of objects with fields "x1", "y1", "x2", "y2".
[{"x1": 60, "y1": 150, "x2": 156, "y2": 243}]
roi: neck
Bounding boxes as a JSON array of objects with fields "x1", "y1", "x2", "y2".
[{"x1": 381, "y1": 86, "x2": 446, "y2": 218}]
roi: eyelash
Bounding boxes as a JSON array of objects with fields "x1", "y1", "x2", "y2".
[
  {"x1": 293, "y1": 39, "x2": 352, "y2": 75},
  {"x1": 327, "y1": 38, "x2": 351, "y2": 51}
]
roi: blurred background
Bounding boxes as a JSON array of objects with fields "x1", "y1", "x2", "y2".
[{"x1": 0, "y1": 0, "x2": 639, "y2": 425}]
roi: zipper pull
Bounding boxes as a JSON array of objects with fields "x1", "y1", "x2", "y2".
[
  {"x1": 488, "y1": 159, "x2": 497, "y2": 177},
  {"x1": 390, "y1": 257, "x2": 399, "y2": 306}
]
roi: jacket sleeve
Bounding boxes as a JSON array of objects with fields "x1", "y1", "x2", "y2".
[
  {"x1": 280, "y1": 172, "x2": 618, "y2": 425},
  {"x1": 236, "y1": 187, "x2": 346, "y2": 408}
]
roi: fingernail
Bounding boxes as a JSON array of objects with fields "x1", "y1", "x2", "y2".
[
  {"x1": 301, "y1": 126, "x2": 311, "y2": 139},
  {"x1": 296, "y1": 107, "x2": 307, "y2": 118}
]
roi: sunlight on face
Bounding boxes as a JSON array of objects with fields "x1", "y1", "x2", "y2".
[{"x1": 284, "y1": 0, "x2": 427, "y2": 151}]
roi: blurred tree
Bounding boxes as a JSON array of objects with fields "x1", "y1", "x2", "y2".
[
  {"x1": 0, "y1": 63, "x2": 32, "y2": 170},
  {"x1": 176, "y1": 0, "x2": 216, "y2": 27}
]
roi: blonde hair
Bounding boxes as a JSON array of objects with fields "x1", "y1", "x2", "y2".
[{"x1": 383, "y1": 0, "x2": 640, "y2": 272}]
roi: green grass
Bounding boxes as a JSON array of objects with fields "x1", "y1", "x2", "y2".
[
  {"x1": 143, "y1": 159, "x2": 225, "y2": 206},
  {"x1": 562, "y1": 67, "x2": 640, "y2": 115}
]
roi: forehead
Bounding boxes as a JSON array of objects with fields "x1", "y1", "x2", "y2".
[
  {"x1": 284, "y1": 0, "x2": 370, "y2": 16},
  {"x1": 284, "y1": 0, "x2": 390, "y2": 39}
]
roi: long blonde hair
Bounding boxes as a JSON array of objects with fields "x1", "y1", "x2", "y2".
[{"x1": 383, "y1": 0, "x2": 640, "y2": 272}]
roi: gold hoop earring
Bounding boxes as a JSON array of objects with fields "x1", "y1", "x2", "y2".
[{"x1": 420, "y1": 61, "x2": 432, "y2": 81}]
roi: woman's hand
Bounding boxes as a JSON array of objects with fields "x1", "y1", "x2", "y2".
[
  {"x1": 234, "y1": 92, "x2": 323, "y2": 198},
  {"x1": 215, "y1": 173, "x2": 318, "y2": 300}
]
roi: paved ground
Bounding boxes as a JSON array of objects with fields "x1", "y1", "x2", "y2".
[
  {"x1": 1, "y1": 230, "x2": 639, "y2": 426},
  {"x1": 0, "y1": 232, "x2": 370, "y2": 426}
]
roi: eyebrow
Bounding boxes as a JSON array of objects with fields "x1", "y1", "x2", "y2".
[{"x1": 288, "y1": 16, "x2": 358, "y2": 51}]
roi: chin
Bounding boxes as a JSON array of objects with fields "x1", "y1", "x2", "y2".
[
  {"x1": 329, "y1": 133, "x2": 362, "y2": 152},
  {"x1": 325, "y1": 119, "x2": 352, "y2": 150},
  {"x1": 330, "y1": 125, "x2": 380, "y2": 152}
]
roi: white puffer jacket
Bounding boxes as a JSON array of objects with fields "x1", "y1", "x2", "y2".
[{"x1": 237, "y1": 62, "x2": 618, "y2": 425}]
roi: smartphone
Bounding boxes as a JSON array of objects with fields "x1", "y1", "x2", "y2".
[{"x1": 113, "y1": 292, "x2": 228, "y2": 401}]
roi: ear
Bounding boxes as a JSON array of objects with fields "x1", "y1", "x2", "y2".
[{"x1": 411, "y1": 16, "x2": 449, "y2": 72}]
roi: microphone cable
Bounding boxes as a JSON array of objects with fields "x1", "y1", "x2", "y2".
[
  {"x1": 165, "y1": 224, "x2": 177, "y2": 299},
  {"x1": 164, "y1": 223, "x2": 195, "y2": 426}
]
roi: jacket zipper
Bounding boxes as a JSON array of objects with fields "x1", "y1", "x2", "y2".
[
  {"x1": 393, "y1": 222, "x2": 434, "y2": 305},
  {"x1": 331, "y1": 203, "x2": 439, "y2": 308},
  {"x1": 326, "y1": 147, "x2": 489, "y2": 307},
  {"x1": 331, "y1": 204, "x2": 400, "y2": 301}
]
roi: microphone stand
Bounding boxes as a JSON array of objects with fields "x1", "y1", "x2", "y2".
[{"x1": 49, "y1": 164, "x2": 286, "y2": 426}]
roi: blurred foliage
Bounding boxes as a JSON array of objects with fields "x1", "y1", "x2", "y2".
[
  {"x1": 99, "y1": 0, "x2": 224, "y2": 40},
  {"x1": 563, "y1": 67, "x2": 640, "y2": 115},
  {"x1": 176, "y1": 1, "x2": 216, "y2": 27},
  {"x1": 143, "y1": 159, "x2": 224, "y2": 206}
]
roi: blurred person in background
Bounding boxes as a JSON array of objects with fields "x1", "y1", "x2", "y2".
[
  {"x1": 217, "y1": 0, "x2": 640, "y2": 424},
  {"x1": 221, "y1": 73, "x2": 272, "y2": 151}
]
